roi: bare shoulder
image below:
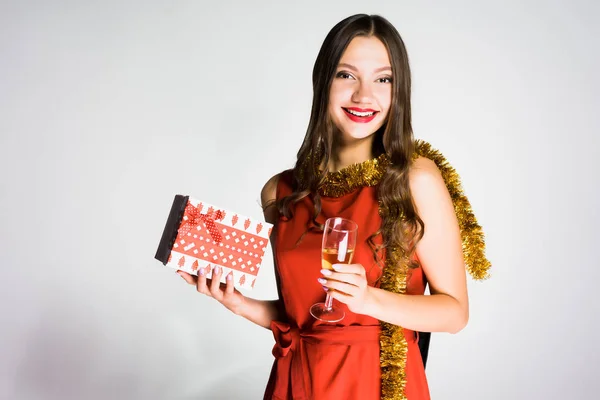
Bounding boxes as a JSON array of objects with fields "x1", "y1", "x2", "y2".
[
  {"x1": 261, "y1": 173, "x2": 280, "y2": 205},
  {"x1": 409, "y1": 156, "x2": 444, "y2": 189},
  {"x1": 261, "y1": 173, "x2": 281, "y2": 224},
  {"x1": 408, "y1": 156, "x2": 451, "y2": 212}
]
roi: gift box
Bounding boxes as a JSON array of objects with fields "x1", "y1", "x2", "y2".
[{"x1": 155, "y1": 195, "x2": 273, "y2": 290}]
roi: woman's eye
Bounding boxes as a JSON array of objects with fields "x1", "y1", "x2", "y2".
[
  {"x1": 378, "y1": 77, "x2": 393, "y2": 83},
  {"x1": 336, "y1": 72, "x2": 353, "y2": 79}
]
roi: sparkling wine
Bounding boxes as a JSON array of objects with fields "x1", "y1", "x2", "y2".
[
  {"x1": 322, "y1": 248, "x2": 354, "y2": 270},
  {"x1": 311, "y1": 217, "x2": 358, "y2": 323}
]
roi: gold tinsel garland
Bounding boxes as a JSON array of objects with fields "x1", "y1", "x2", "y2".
[
  {"x1": 315, "y1": 139, "x2": 491, "y2": 399},
  {"x1": 317, "y1": 153, "x2": 390, "y2": 197},
  {"x1": 413, "y1": 139, "x2": 491, "y2": 281},
  {"x1": 378, "y1": 245, "x2": 409, "y2": 400}
]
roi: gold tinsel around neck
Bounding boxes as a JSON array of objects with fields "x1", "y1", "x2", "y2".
[{"x1": 318, "y1": 153, "x2": 390, "y2": 197}]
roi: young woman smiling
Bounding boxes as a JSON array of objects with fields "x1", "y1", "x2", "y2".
[{"x1": 178, "y1": 13, "x2": 490, "y2": 400}]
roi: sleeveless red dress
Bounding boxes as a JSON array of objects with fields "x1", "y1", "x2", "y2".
[{"x1": 263, "y1": 167, "x2": 430, "y2": 400}]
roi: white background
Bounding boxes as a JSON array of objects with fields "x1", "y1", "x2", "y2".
[{"x1": 1, "y1": 1, "x2": 599, "y2": 399}]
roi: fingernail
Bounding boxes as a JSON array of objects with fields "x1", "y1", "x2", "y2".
[
  {"x1": 332, "y1": 264, "x2": 342, "y2": 271},
  {"x1": 322, "y1": 285, "x2": 328, "y2": 292},
  {"x1": 321, "y1": 269, "x2": 332, "y2": 276},
  {"x1": 214, "y1": 266, "x2": 221, "y2": 274},
  {"x1": 226, "y1": 272, "x2": 232, "y2": 281},
  {"x1": 199, "y1": 268, "x2": 205, "y2": 276},
  {"x1": 317, "y1": 278, "x2": 326, "y2": 284}
]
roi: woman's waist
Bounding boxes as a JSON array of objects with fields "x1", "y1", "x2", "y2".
[
  {"x1": 284, "y1": 307, "x2": 381, "y2": 335},
  {"x1": 271, "y1": 321, "x2": 381, "y2": 348},
  {"x1": 271, "y1": 320, "x2": 420, "y2": 354}
]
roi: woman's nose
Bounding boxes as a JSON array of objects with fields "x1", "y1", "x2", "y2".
[{"x1": 351, "y1": 80, "x2": 374, "y2": 103}]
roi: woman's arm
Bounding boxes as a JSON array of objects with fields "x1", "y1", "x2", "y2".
[
  {"x1": 364, "y1": 156, "x2": 469, "y2": 333},
  {"x1": 177, "y1": 174, "x2": 286, "y2": 330},
  {"x1": 236, "y1": 173, "x2": 287, "y2": 328},
  {"x1": 323, "y1": 157, "x2": 468, "y2": 333}
]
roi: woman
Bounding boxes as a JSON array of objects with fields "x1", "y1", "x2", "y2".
[{"x1": 178, "y1": 14, "x2": 490, "y2": 400}]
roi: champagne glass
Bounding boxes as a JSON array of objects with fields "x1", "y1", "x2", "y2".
[{"x1": 310, "y1": 217, "x2": 358, "y2": 322}]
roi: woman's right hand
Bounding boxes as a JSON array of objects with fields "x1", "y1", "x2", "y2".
[{"x1": 177, "y1": 265, "x2": 247, "y2": 316}]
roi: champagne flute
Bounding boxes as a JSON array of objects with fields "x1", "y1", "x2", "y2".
[{"x1": 310, "y1": 217, "x2": 358, "y2": 322}]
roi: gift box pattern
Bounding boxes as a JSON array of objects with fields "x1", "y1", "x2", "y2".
[{"x1": 160, "y1": 197, "x2": 272, "y2": 290}]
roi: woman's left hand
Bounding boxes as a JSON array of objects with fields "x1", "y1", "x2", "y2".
[{"x1": 318, "y1": 263, "x2": 373, "y2": 315}]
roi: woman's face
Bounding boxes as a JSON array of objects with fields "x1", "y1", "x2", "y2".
[{"x1": 328, "y1": 36, "x2": 393, "y2": 143}]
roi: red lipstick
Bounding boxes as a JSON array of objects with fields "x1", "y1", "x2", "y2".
[{"x1": 342, "y1": 107, "x2": 378, "y2": 123}]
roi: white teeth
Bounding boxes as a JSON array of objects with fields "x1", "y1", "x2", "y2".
[{"x1": 345, "y1": 109, "x2": 375, "y2": 117}]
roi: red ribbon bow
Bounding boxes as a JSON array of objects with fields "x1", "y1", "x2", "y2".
[{"x1": 180, "y1": 203, "x2": 225, "y2": 243}]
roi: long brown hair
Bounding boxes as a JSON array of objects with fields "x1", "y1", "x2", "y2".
[{"x1": 278, "y1": 14, "x2": 424, "y2": 272}]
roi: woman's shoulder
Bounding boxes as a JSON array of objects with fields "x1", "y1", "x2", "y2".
[
  {"x1": 409, "y1": 156, "x2": 443, "y2": 187},
  {"x1": 260, "y1": 169, "x2": 294, "y2": 223},
  {"x1": 409, "y1": 139, "x2": 453, "y2": 193},
  {"x1": 408, "y1": 155, "x2": 450, "y2": 210},
  {"x1": 260, "y1": 170, "x2": 294, "y2": 200},
  {"x1": 261, "y1": 173, "x2": 281, "y2": 204},
  {"x1": 260, "y1": 174, "x2": 280, "y2": 224}
]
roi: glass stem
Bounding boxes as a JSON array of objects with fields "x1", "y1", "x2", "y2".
[{"x1": 324, "y1": 292, "x2": 333, "y2": 311}]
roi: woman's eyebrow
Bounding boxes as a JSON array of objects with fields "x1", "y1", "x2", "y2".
[{"x1": 337, "y1": 63, "x2": 392, "y2": 73}]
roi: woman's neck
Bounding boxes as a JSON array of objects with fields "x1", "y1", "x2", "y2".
[{"x1": 328, "y1": 138, "x2": 374, "y2": 172}]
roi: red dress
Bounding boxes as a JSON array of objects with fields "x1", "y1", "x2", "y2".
[{"x1": 263, "y1": 168, "x2": 430, "y2": 400}]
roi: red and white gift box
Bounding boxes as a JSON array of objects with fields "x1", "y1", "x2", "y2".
[{"x1": 155, "y1": 195, "x2": 273, "y2": 290}]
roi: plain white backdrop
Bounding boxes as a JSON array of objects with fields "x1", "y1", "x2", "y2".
[{"x1": 1, "y1": 0, "x2": 599, "y2": 399}]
